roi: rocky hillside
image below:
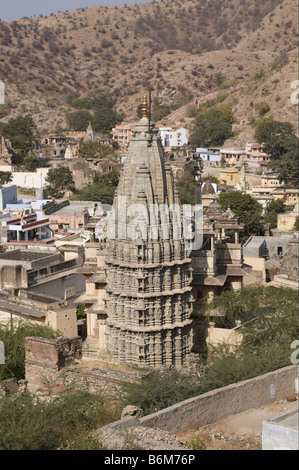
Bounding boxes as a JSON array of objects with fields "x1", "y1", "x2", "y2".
[{"x1": 0, "y1": 0, "x2": 297, "y2": 144}]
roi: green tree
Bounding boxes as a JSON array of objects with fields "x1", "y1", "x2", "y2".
[
  {"x1": 176, "y1": 172, "x2": 197, "y2": 205},
  {"x1": 0, "y1": 115, "x2": 35, "y2": 165},
  {"x1": 77, "y1": 140, "x2": 116, "y2": 159},
  {"x1": 263, "y1": 199, "x2": 294, "y2": 228},
  {"x1": 293, "y1": 216, "x2": 299, "y2": 231},
  {"x1": 202, "y1": 175, "x2": 220, "y2": 184},
  {"x1": 23, "y1": 154, "x2": 45, "y2": 172},
  {"x1": 0, "y1": 321, "x2": 60, "y2": 381},
  {"x1": 218, "y1": 191, "x2": 263, "y2": 239},
  {"x1": 93, "y1": 107, "x2": 122, "y2": 134},
  {"x1": 66, "y1": 110, "x2": 93, "y2": 131},
  {"x1": 189, "y1": 105, "x2": 233, "y2": 148},
  {"x1": 76, "y1": 304, "x2": 86, "y2": 320},
  {"x1": 254, "y1": 118, "x2": 299, "y2": 188},
  {"x1": 75, "y1": 170, "x2": 120, "y2": 205},
  {"x1": 0, "y1": 171, "x2": 13, "y2": 185},
  {"x1": 254, "y1": 101, "x2": 270, "y2": 117},
  {"x1": 71, "y1": 90, "x2": 114, "y2": 111},
  {"x1": 151, "y1": 104, "x2": 171, "y2": 122},
  {"x1": 45, "y1": 167, "x2": 75, "y2": 199}
]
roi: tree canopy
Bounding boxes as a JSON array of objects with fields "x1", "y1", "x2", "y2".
[
  {"x1": 0, "y1": 321, "x2": 60, "y2": 382},
  {"x1": 189, "y1": 104, "x2": 233, "y2": 148},
  {"x1": 0, "y1": 171, "x2": 13, "y2": 185},
  {"x1": 74, "y1": 170, "x2": 120, "y2": 205},
  {"x1": 77, "y1": 140, "x2": 116, "y2": 159},
  {"x1": 201, "y1": 285, "x2": 299, "y2": 389},
  {"x1": 254, "y1": 118, "x2": 299, "y2": 188},
  {"x1": 218, "y1": 190, "x2": 263, "y2": 239},
  {"x1": 45, "y1": 167, "x2": 75, "y2": 199},
  {"x1": 66, "y1": 110, "x2": 93, "y2": 132},
  {"x1": 263, "y1": 198, "x2": 294, "y2": 228},
  {"x1": 176, "y1": 171, "x2": 197, "y2": 205},
  {"x1": 0, "y1": 115, "x2": 36, "y2": 165},
  {"x1": 66, "y1": 91, "x2": 123, "y2": 133}
]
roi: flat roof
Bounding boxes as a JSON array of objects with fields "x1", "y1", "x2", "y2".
[
  {"x1": 267, "y1": 408, "x2": 298, "y2": 431},
  {"x1": 0, "y1": 250, "x2": 54, "y2": 262},
  {"x1": 49, "y1": 205, "x2": 89, "y2": 216}
]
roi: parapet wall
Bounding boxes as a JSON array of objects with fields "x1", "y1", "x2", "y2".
[
  {"x1": 25, "y1": 336, "x2": 82, "y2": 393},
  {"x1": 139, "y1": 365, "x2": 298, "y2": 434}
]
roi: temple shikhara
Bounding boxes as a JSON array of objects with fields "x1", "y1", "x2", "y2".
[{"x1": 77, "y1": 95, "x2": 248, "y2": 367}]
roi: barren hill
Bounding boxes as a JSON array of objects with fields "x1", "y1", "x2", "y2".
[{"x1": 0, "y1": 0, "x2": 297, "y2": 144}]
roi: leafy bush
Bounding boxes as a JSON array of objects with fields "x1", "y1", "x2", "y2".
[
  {"x1": 122, "y1": 369, "x2": 202, "y2": 416},
  {"x1": 0, "y1": 321, "x2": 60, "y2": 381},
  {"x1": 0, "y1": 388, "x2": 118, "y2": 450}
]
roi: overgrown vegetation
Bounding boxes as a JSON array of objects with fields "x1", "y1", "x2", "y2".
[
  {"x1": 0, "y1": 321, "x2": 60, "y2": 381},
  {"x1": 254, "y1": 118, "x2": 299, "y2": 188},
  {"x1": 189, "y1": 105, "x2": 233, "y2": 148},
  {"x1": 45, "y1": 167, "x2": 75, "y2": 199},
  {"x1": 122, "y1": 369, "x2": 202, "y2": 416},
  {"x1": 218, "y1": 190, "x2": 263, "y2": 239},
  {"x1": 201, "y1": 285, "x2": 299, "y2": 390},
  {"x1": 74, "y1": 169, "x2": 120, "y2": 205},
  {"x1": 77, "y1": 140, "x2": 116, "y2": 159},
  {"x1": 0, "y1": 115, "x2": 36, "y2": 165},
  {"x1": 176, "y1": 171, "x2": 197, "y2": 205},
  {"x1": 66, "y1": 91, "x2": 123, "y2": 133},
  {"x1": 0, "y1": 388, "x2": 119, "y2": 450}
]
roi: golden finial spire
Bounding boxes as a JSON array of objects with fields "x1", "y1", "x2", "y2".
[{"x1": 141, "y1": 94, "x2": 148, "y2": 118}]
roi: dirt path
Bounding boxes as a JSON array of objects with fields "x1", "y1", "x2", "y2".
[{"x1": 178, "y1": 399, "x2": 298, "y2": 450}]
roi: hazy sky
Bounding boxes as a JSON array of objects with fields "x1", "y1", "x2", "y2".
[{"x1": 0, "y1": 0, "x2": 154, "y2": 21}]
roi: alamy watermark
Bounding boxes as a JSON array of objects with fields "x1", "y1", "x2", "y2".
[
  {"x1": 0, "y1": 80, "x2": 4, "y2": 105},
  {"x1": 290, "y1": 80, "x2": 299, "y2": 105},
  {"x1": 95, "y1": 199, "x2": 204, "y2": 251},
  {"x1": 0, "y1": 340, "x2": 4, "y2": 365},
  {"x1": 291, "y1": 339, "x2": 299, "y2": 365}
]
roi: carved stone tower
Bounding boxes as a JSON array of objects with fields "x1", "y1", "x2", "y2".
[{"x1": 104, "y1": 96, "x2": 194, "y2": 367}]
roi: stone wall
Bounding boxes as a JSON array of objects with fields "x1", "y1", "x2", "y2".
[
  {"x1": 25, "y1": 336, "x2": 82, "y2": 393},
  {"x1": 24, "y1": 335, "x2": 137, "y2": 395},
  {"x1": 138, "y1": 365, "x2": 298, "y2": 434},
  {"x1": 0, "y1": 377, "x2": 18, "y2": 396}
]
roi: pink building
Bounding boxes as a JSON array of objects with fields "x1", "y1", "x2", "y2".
[
  {"x1": 47, "y1": 203, "x2": 90, "y2": 233},
  {"x1": 112, "y1": 122, "x2": 136, "y2": 148}
]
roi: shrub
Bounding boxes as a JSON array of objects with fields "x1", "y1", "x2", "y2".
[
  {"x1": 122, "y1": 369, "x2": 202, "y2": 416},
  {"x1": 0, "y1": 321, "x2": 60, "y2": 381},
  {"x1": 0, "y1": 388, "x2": 118, "y2": 450}
]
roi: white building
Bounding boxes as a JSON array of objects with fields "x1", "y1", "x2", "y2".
[
  {"x1": 0, "y1": 184, "x2": 18, "y2": 211},
  {"x1": 159, "y1": 126, "x2": 189, "y2": 149},
  {"x1": 0, "y1": 166, "x2": 50, "y2": 189}
]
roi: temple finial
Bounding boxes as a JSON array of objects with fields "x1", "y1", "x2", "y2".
[{"x1": 141, "y1": 94, "x2": 148, "y2": 118}]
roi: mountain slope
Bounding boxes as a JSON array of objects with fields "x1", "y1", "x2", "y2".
[{"x1": 0, "y1": 0, "x2": 297, "y2": 143}]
